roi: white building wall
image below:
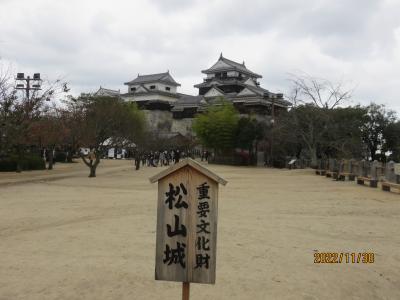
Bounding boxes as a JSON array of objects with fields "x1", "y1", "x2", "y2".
[
  {"x1": 127, "y1": 84, "x2": 141, "y2": 93},
  {"x1": 122, "y1": 94, "x2": 178, "y2": 102},
  {"x1": 127, "y1": 83, "x2": 177, "y2": 94},
  {"x1": 227, "y1": 71, "x2": 239, "y2": 77},
  {"x1": 154, "y1": 83, "x2": 177, "y2": 94}
]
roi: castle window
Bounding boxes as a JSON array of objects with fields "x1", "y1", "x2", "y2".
[
  {"x1": 150, "y1": 85, "x2": 156, "y2": 89},
  {"x1": 165, "y1": 86, "x2": 171, "y2": 91},
  {"x1": 131, "y1": 87, "x2": 136, "y2": 92}
]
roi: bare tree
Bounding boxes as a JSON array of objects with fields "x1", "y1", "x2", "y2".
[
  {"x1": 280, "y1": 72, "x2": 354, "y2": 167},
  {"x1": 288, "y1": 72, "x2": 353, "y2": 109}
]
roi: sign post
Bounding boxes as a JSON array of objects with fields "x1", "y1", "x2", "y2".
[
  {"x1": 182, "y1": 282, "x2": 190, "y2": 300},
  {"x1": 150, "y1": 158, "x2": 227, "y2": 299}
]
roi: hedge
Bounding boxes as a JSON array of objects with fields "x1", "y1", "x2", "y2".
[
  {"x1": 0, "y1": 155, "x2": 46, "y2": 172},
  {"x1": 54, "y1": 152, "x2": 67, "y2": 163}
]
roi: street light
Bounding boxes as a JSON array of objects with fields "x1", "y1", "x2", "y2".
[
  {"x1": 269, "y1": 99, "x2": 275, "y2": 167},
  {"x1": 15, "y1": 72, "x2": 42, "y2": 99}
]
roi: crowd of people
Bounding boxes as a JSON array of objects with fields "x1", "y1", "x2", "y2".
[{"x1": 133, "y1": 149, "x2": 211, "y2": 170}]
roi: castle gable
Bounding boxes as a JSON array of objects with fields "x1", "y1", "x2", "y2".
[
  {"x1": 237, "y1": 87, "x2": 257, "y2": 97},
  {"x1": 204, "y1": 87, "x2": 224, "y2": 98},
  {"x1": 135, "y1": 85, "x2": 148, "y2": 93},
  {"x1": 244, "y1": 78, "x2": 257, "y2": 87}
]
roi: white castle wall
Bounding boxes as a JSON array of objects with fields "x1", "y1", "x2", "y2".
[{"x1": 127, "y1": 83, "x2": 177, "y2": 94}]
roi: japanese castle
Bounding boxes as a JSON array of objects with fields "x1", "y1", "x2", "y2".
[{"x1": 95, "y1": 54, "x2": 290, "y2": 135}]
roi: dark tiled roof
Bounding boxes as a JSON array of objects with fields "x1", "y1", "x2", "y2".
[
  {"x1": 194, "y1": 78, "x2": 246, "y2": 88},
  {"x1": 171, "y1": 93, "x2": 206, "y2": 111},
  {"x1": 239, "y1": 84, "x2": 291, "y2": 106},
  {"x1": 202, "y1": 54, "x2": 262, "y2": 78},
  {"x1": 121, "y1": 89, "x2": 179, "y2": 99},
  {"x1": 94, "y1": 87, "x2": 120, "y2": 96},
  {"x1": 242, "y1": 85, "x2": 266, "y2": 96},
  {"x1": 124, "y1": 72, "x2": 181, "y2": 86},
  {"x1": 176, "y1": 93, "x2": 204, "y2": 104}
]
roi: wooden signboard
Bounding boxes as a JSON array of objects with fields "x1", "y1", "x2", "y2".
[
  {"x1": 150, "y1": 158, "x2": 227, "y2": 291},
  {"x1": 395, "y1": 163, "x2": 400, "y2": 175}
]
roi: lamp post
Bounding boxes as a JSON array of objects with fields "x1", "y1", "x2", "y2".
[
  {"x1": 269, "y1": 99, "x2": 275, "y2": 167},
  {"x1": 15, "y1": 73, "x2": 42, "y2": 99}
]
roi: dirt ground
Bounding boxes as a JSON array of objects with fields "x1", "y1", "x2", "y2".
[{"x1": 0, "y1": 159, "x2": 399, "y2": 300}]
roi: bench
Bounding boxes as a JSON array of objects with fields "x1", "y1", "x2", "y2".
[
  {"x1": 337, "y1": 172, "x2": 356, "y2": 181},
  {"x1": 381, "y1": 181, "x2": 400, "y2": 193},
  {"x1": 326, "y1": 171, "x2": 338, "y2": 179},
  {"x1": 357, "y1": 176, "x2": 378, "y2": 188}
]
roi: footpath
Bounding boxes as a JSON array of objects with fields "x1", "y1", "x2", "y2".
[{"x1": 0, "y1": 160, "x2": 133, "y2": 187}]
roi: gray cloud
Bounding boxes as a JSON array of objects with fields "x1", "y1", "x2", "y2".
[{"x1": 0, "y1": 0, "x2": 399, "y2": 112}]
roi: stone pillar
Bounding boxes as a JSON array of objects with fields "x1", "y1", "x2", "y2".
[
  {"x1": 369, "y1": 160, "x2": 380, "y2": 188},
  {"x1": 357, "y1": 160, "x2": 366, "y2": 185},
  {"x1": 322, "y1": 159, "x2": 327, "y2": 175},
  {"x1": 338, "y1": 159, "x2": 346, "y2": 181},
  {"x1": 257, "y1": 151, "x2": 265, "y2": 167},
  {"x1": 385, "y1": 161, "x2": 396, "y2": 183},
  {"x1": 348, "y1": 159, "x2": 356, "y2": 181},
  {"x1": 329, "y1": 159, "x2": 338, "y2": 180}
]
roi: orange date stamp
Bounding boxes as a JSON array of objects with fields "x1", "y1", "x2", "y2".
[{"x1": 314, "y1": 251, "x2": 375, "y2": 264}]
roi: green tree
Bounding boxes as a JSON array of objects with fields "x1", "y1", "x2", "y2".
[
  {"x1": 192, "y1": 98, "x2": 239, "y2": 154},
  {"x1": 283, "y1": 73, "x2": 354, "y2": 167},
  {"x1": 279, "y1": 104, "x2": 330, "y2": 167},
  {"x1": 235, "y1": 117, "x2": 264, "y2": 150},
  {"x1": 324, "y1": 106, "x2": 367, "y2": 159},
  {"x1": 384, "y1": 121, "x2": 400, "y2": 161},
  {"x1": 361, "y1": 103, "x2": 396, "y2": 161}
]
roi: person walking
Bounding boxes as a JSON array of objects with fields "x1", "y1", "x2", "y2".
[{"x1": 159, "y1": 151, "x2": 165, "y2": 166}]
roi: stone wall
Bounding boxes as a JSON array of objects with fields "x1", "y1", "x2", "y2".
[
  {"x1": 143, "y1": 110, "x2": 173, "y2": 133},
  {"x1": 171, "y1": 118, "x2": 194, "y2": 136},
  {"x1": 143, "y1": 110, "x2": 194, "y2": 136},
  {"x1": 144, "y1": 109, "x2": 270, "y2": 136}
]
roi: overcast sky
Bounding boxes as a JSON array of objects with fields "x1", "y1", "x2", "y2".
[{"x1": 1, "y1": 0, "x2": 399, "y2": 111}]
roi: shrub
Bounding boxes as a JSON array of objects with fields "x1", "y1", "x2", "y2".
[
  {"x1": 0, "y1": 155, "x2": 46, "y2": 172},
  {"x1": 0, "y1": 158, "x2": 16, "y2": 171},
  {"x1": 24, "y1": 155, "x2": 46, "y2": 170},
  {"x1": 54, "y1": 151, "x2": 67, "y2": 163}
]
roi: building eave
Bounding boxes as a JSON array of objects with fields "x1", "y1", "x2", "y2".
[
  {"x1": 124, "y1": 80, "x2": 181, "y2": 87},
  {"x1": 121, "y1": 90, "x2": 180, "y2": 99},
  {"x1": 201, "y1": 68, "x2": 262, "y2": 78}
]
